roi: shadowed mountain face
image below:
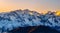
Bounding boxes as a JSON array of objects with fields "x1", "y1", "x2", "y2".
[
  {"x1": 0, "y1": 9, "x2": 60, "y2": 33},
  {"x1": 9, "y1": 26, "x2": 60, "y2": 33}
]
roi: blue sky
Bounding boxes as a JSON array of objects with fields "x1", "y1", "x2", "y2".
[{"x1": 0, "y1": 0, "x2": 60, "y2": 12}]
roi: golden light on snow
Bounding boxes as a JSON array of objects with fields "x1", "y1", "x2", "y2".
[{"x1": 55, "y1": 11, "x2": 60, "y2": 16}]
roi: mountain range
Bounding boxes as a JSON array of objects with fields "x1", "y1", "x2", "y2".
[{"x1": 0, "y1": 9, "x2": 60, "y2": 33}]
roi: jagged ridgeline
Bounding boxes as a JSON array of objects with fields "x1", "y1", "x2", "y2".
[{"x1": 0, "y1": 9, "x2": 60, "y2": 33}]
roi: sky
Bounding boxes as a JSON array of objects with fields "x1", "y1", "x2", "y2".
[{"x1": 0, "y1": 0, "x2": 60, "y2": 13}]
